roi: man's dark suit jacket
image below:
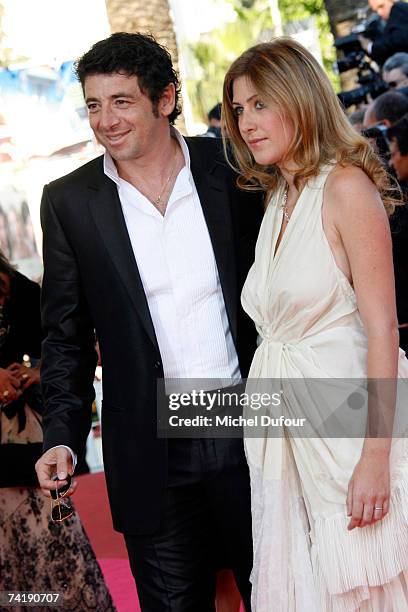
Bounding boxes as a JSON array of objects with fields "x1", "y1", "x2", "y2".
[
  {"x1": 371, "y1": 2, "x2": 408, "y2": 66},
  {"x1": 40, "y1": 136, "x2": 264, "y2": 535}
]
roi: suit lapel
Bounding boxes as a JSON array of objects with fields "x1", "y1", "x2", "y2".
[
  {"x1": 188, "y1": 140, "x2": 238, "y2": 345},
  {"x1": 86, "y1": 142, "x2": 239, "y2": 353},
  {"x1": 87, "y1": 168, "x2": 159, "y2": 351}
]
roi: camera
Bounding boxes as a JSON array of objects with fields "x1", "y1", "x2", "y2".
[
  {"x1": 337, "y1": 77, "x2": 388, "y2": 108},
  {"x1": 335, "y1": 14, "x2": 387, "y2": 108},
  {"x1": 335, "y1": 13, "x2": 384, "y2": 59},
  {"x1": 351, "y1": 13, "x2": 384, "y2": 39}
]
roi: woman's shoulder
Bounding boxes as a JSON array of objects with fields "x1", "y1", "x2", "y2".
[
  {"x1": 325, "y1": 164, "x2": 376, "y2": 195},
  {"x1": 324, "y1": 164, "x2": 382, "y2": 216}
]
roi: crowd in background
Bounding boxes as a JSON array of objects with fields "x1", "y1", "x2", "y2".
[{"x1": 347, "y1": 49, "x2": 408, "y2": 353}]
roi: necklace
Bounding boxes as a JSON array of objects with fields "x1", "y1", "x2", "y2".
[
  {"x1": 281, "y1": 185, "x2": 291, "y2": 222},
  {"x1": 152, "y1": 143, "x2": 178, "y2": 208}
]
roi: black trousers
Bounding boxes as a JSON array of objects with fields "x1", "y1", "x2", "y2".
[{"x1": 124, "y1": 438, "x2": 253, "y2": 612}]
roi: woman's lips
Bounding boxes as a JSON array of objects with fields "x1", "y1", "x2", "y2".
[{"x1": 247, "y1": 138, "x2": 266, "y2": 148}]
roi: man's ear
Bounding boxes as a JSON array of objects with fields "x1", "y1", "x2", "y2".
[{"x1": 158, "y1": 83, "x2": 176, "y2": 118}]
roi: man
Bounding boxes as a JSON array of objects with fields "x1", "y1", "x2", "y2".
[
  {"x1": 388, "y1": 113, "x2": 408, "y2": 181},
  {"x1": 363, "y1": 90, "x2": 408, "y2": 127},
  {"x1": 35, "y1": 32, "x2": 263, "y2": 611},
  {"x1": 382, "y1": 52, "x2": 408, "y2": 88},
  {"x1": 363, "y1": 94, "x2": 408, "y2": 356},
  {"x1": 203, "y1": 103, "x2": 222, "y2": 138},
  {"x1": 360, "y1": 0, "x2": 408, "y2": 66},
  {"x1": 387, "y1": 114, "x2": 408, "y2": 354},
  {"x1": 348, "y1": 107, "x2": 368, "y2": 132}
]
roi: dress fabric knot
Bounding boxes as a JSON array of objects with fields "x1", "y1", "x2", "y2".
[{"x1": 257, "y1": 325, "x2": 296, "y2": 349}]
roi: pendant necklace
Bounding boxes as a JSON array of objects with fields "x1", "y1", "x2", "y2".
[
  {"x1": 152, "y1": 143, "x2": 178, "y2": 208},
  {"x1": 281, "y1": 185, "x2": 291, "y2": 222}
]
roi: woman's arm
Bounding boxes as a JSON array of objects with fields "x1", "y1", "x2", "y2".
[{"x1": 325, "y1": 165, "x2": 399, "y2": 530}]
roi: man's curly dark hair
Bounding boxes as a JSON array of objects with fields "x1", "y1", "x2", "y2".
[{"x1": 75, "y1": 32, "x2": 182, "y2": 124}]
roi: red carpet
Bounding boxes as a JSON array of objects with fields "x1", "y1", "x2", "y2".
[{"x1": 74, "y1": 471, "x2": 140, "y2": 611}]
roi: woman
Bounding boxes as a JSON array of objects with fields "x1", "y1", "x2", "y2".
[
  {"x1": 0, "y1": 253, "x2": 115, "y2": 611},
  {"x1": 222, "y1": 39, "x2": 408, "y2": 611}
]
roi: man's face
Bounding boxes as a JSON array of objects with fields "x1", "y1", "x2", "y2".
[
  {"x1": 383, "y1": 67, "x2": 408, "y2": 89},
  {"x1": 84, "y1": 72, "x2": 172, "y2": 166},
  {"x1": 389, "y1": 138, "x2": 408, "y2": 181},
  {"x1": 369, "y1": 0, "x2": 394, "y2": 20}
]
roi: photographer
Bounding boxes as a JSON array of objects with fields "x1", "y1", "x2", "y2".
[
  {"x1": 349, "y1": 107, "x2": 368, "y2": 131},
  {"x1": 363, "y1": 90, "x2": 408, "y2": 127},
  {"x1": 388, "y1": 113, "x2": 408, "y2": 182},
  {"x1": 360, "y1": 0, "x2": 408, "y2": 66},
  {"x1": 362, "y1": 98, "x2": 408, "y2": 354},
  {"x1": 383, "y1": 52, "x2": 408, "y2": 88},
  {"x1": 387, "y1": 115, "x2": 408, "y2": 352}
]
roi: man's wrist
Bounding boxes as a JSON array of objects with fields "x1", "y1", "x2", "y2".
[{"x1": 49, "y1": 445, "x2": 77, "y2": 471}]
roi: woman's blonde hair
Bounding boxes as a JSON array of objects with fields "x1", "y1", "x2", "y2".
[{"x1": 222, "y1": 37, "x2": 399, "y2": 212}]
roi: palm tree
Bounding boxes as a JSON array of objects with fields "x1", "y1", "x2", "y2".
[
  {"x1": 105, "y1": 0, "x2": 184, "y2": 128},
  {"x1": 105, "y1": 0, "x2": 178, "y2": 76}
]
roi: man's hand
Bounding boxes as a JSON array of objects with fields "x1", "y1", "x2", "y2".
[
  {"x1": 358, "y1": 35, "x2": 371, "y2": 54},
  {"x1": 35, "y1": 447, "x2": 76, "y2": 498}
]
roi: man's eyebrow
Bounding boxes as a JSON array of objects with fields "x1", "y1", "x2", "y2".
[
  {"x1": 85, "y1": 92, "x2": 137, "y2": 104},
  {"x1": 111, "y1": 92, "x2": 137, "y2": 99},
  {"x1": 232, "y1": 94, "x2": 257, "y2": 105}
]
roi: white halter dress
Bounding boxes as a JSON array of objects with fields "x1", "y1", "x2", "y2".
[{"x1": 241, "y1": 165, "x2": 408, "y2": 611}]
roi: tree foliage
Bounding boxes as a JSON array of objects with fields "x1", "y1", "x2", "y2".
[
  {"x1": 187, "y1": 0, "x2": 338, "y2": 123},
  {"x1": 0, "y1": 1, "x2": 7, "y2": 67},
  {"x1": 0, "y1": 1, "x2": 28, "y2": 67},
  {"x1": 279, "y1": 0, "x2": 338, "y2": 87},
  {"x1": 187, "y1": 0, "x2": 273, "y2": 122}
]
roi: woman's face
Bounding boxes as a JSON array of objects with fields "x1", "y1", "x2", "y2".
[{"x1": 232, "y1": 76, "x2": 294, "y2": 168}]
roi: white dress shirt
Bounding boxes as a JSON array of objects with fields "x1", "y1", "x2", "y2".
[{"x1": 104, "y1": 130, "x2": 240, "y2": 391}]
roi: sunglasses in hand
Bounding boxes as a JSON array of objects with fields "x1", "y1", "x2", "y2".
[{"x1": 50, "y1": 474, "x2": 74, "y2": 522}]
